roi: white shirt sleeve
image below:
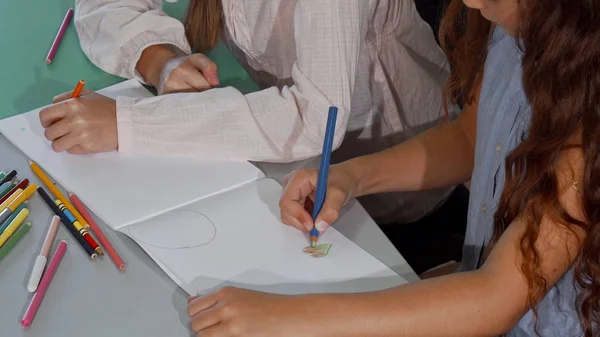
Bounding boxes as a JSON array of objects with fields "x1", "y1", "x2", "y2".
[
  {"x1": 116, "y1": 0, "x2": 368, "y2": 162},
  {"x1": 74, "y1": 0, "x2": 191, "y2": 82}
]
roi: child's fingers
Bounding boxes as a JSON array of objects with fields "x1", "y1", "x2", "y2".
[
  {"x1": 39, "y1": 104, "x2": 68, "y2": 128},
  {"x1": 279, "y1": 169, "x2": 321, "y2": 232},
  {"x1": 304, "y1": 196, "x2": 315, "y2": 215},
  {"x1": 66, "y1": 145, "x2": 86, "y2": 155},
  {"x1": 281, "y1": 213, "x2": 311, "y2": 232},
  {"x1": 188, "y1": 53, "x2": 219, "y2": 86},
  {"x1": 187, "y1": 293, "x2": 219, "y2": 317},
  {"x1": 184, "y1": 72, "x2": 211, "y2": 92},
  {"x1": 314, "y1": 188, "x2": 347, "y2": 233},
  {"x1": 279, "y1": 199, "x2": 314, "y2": 231},
  {"x1": 51, "y1": 133, "x2": 81, "y2": 153},
  {"x1": 52, "y1": 89, "x2": 93, "y2": 103},
  {"x1": 43, "y1": 118, "x2": 71, "y2": 141}
]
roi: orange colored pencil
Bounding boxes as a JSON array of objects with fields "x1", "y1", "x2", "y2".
[
  {"x1": 71, "y1": 80, "x2": 85, "y2": 98},
  {"x1": 54, "y1": 80, "x2": 86, "y2": 124},
  {"x1": 29, "y1": 160, "x2": 89, "y2": 229}
]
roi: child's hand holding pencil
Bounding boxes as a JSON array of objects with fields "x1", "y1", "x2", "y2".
[
  {"x1": 280, "y1": 161, "x2": 359, "y2": 237},
  {"x1": 278, "y1": 107, "x2": 360, "y2": 246},
  {"x1": 38, "y1": 85, "x2": 118, "y2": 154}
]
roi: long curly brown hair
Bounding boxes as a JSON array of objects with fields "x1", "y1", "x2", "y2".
[{"x1": 440, "y1": 0, "x2": 600, "y2": 335}]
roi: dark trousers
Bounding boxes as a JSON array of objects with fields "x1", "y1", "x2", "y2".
[
  {"x1": 380, "y1": 1, "x2": 464, "y2": 275},
  {"x1": 379, "y1": 1, "x2": 467, "y2": 275},
  {"x1": 380, "y1": 185, "x2": 470, "y2": 275},
  {"x1": 414, "y1": 0, "x2": 446, "y2": 43}
]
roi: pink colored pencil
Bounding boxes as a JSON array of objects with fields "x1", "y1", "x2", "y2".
[
  {"x1": 21, "y1": 241, "x2": 68, "y2": 327},
  {"x1": 46, "y1": 8, "x2": 74, "y2": 64},
  {"x1": 69, "y1": 192, "x2": 126, "y2": 271}
]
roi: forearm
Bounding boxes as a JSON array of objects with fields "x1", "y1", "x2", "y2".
[
  {"x1": 116, "y1": 86, "x2": 350, "y2": 162},
  {"x1": 346, "y1": 117, "x2": 475, "y2": 196},
  {"x1": 317, "y1": 199, "x2": 585, "y2": 337},
  {"x1": 135, "y1": 45, "x2": 177, "y2": 87},
  {"x1": 316, "y1": 271, "x2": 519, "y2": 337},
  {"x1": 74, "y1": 0, "x2": 190, "y2": 80}
]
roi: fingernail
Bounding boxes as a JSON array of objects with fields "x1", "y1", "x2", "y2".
[
  {"x1": 303, "y1": 223, "x2": 312, "y2": 231},
  {"x1": 315, "y1": 220, "x2": 329, "y2": 232}
]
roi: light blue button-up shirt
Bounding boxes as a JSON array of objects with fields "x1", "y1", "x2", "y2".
[{"x1": 459, "y1": 27, "x2": 582, "y2": 336}]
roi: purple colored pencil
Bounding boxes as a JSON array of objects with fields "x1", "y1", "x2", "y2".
[{"x1": 46, "y1": 8, "x2": 74, "y2": 64}]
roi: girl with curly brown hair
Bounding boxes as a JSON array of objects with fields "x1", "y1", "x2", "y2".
[{"x1": 190, "y1": 0, "x2": 599, "y2": 336}]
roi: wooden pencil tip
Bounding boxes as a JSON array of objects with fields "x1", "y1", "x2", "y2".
[{"x1": 45, "y1": 59, "x2": 51, "y2": 64}]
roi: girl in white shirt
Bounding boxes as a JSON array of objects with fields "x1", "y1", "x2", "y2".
[{"x1": 39, "y1": 0, "x2": 453, "y2": 225}]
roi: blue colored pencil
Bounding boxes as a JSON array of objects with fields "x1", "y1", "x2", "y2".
[
  {"x1": 0, "y1": 182, "x2": 12, "y2": 199},
  {"x1": 309, "y1": 107, "x2": 338, "y2": 247}
]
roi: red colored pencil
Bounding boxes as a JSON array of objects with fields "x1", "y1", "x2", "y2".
[
  {"x1": 0, "y1": 179, "x2": 28, "y2": 205},
  {"x1": 69, "y1": 192, "x2": 126, "y2": 270},
  {"x1": 46, "y1": 8, "x2": 74, "y2": 64},
  {"x1": 82, "y1": 231, "x2": 103, "y2": 256}
]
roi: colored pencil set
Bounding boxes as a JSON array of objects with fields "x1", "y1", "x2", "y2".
[
  {"x1": 29, "y1": 160, "x2": 125, "y2": 270},
  {"x1": 30, "y1": 160, "x2": 104, "y2": 260},
  {"x1": 5, "y1": 160, "x2": 127, "y2": 327},
  {"x1": 0, "y1": 170, "x2": 36, "y2": 262}
]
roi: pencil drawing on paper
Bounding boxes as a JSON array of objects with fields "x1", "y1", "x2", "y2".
[
  {"x1": 128, "y1": 209, "x2": 217, "y2": 250},
  {"x1": 303, "y1": 243, "x2": 332, "y2": 258}
]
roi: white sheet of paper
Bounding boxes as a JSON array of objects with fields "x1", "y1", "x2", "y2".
[
  {"x1": 0, "y1": 80, "x2": 264, "y2": 229},
  {"x1": 125, "y1": 178, "x2": 407, "y2": 295}
]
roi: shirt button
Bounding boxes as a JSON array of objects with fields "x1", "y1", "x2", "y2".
[
  {"x1": 496, "y1": 144, "x2": 502, "y2": 152},
  {"x1": 481, "y1": 204, "x2": 488, "y2": 213}
]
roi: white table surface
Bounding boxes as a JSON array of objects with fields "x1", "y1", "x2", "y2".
[{"x1": 0, "y1": 135, "x2": 418, "y2": 337}]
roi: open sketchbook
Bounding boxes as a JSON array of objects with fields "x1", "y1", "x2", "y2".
[{"x1": 0, "y1": 80, "x2": 407, "y2": 295}]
